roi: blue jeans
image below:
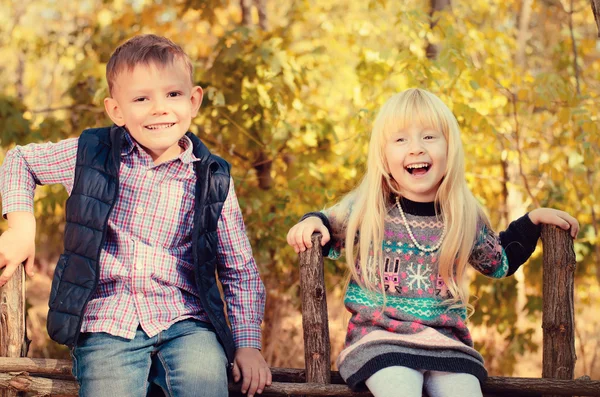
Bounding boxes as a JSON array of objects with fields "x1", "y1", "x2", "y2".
[{"x1": 71, "y1": 319, "x2": 228, "y2": 397}]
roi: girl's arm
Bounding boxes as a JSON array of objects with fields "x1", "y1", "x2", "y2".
[
  {"x1": 528, "y1": 208, "x2": 579, "y2": 238},
  {"x1": 470, "y1": 209, "x2": 579, "y2": 278},
  {"x1": 287, "y1": 206, "x2": 348, "y2": 259},
  {"x1": 287, "y1": 213, "x2": 332, "y2": 254}
]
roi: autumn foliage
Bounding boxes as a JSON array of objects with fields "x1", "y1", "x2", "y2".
[{"x1": 1, "y1": 0, "x2": 599, "y2": 377}]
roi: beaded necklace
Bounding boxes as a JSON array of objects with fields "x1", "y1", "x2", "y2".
[{"x1": 395, "y1": 196, "x2": 446, "y2": 253}]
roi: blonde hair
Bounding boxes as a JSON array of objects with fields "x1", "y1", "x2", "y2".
[{"x1": 332, "y1": 88, "x2": 489, "y2": 311}]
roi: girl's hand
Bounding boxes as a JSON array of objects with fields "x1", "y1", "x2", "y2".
[
  {"x1": 286, "y1": 216, "x2": 330, "y2": 253},
  {"x1": 528, "y1": 208, "x2": 579, "y2": 238}
]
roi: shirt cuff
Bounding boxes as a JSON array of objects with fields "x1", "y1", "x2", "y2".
[
  {"x1": 1, "y1": 190, "x2": 35, "y2": 217},
  {"x1": 232, "y1": 323, "x2": 262, "y2": 350},
  {"x1": 522, "y1": 212, "x2": 543, "y2": 236}
]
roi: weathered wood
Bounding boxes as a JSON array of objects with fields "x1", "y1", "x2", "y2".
[
  {"x1": 1, "y1": 371, "x2": 600, "y2": 397},
  {"x1": 0, "y1": 372, "x2": 77, "y2": 397},
  {"x1": 2, "y1": 360, "x2": 600, "y2": 396},
  {"x1": 540, "y1": 225, "x2": 576, "y2": 397},
  {"x1": 299, "y1": 233, "x2": 330, "y2": 384},
  {"x1": 0, "y1": 265, "x2": 26, "y2": 397},
  {"x1": 2, "y1": 227, "x2": 597, "y2": 397},
  {"x1": 0, "y1": 358, "x2": 73, "y2": 378}
]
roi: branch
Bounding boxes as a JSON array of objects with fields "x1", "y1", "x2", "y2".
[
  {"x1": 587, "y1": 169, "x2": 600, "y2": 283},
  {"x1": 510, "y1": 92, "x2": 540, "y2": 207},
  {"x1": 254, "y1": 0, "x2": 268, "y2": 31},
  {"x1": 217, "y1": 110, "x2": 266, "y2": 148},
  {"x1": 568, "y1": 0, "x2": 581, "y2": 95},
  {"x1": 592, "y1": 0, "x2": 600, "y2": 38},
  {"x1": 30, "y1": 104, "x2": 104, "y2": 114},
  {"x1": 240, "y1": 0, "x2": 252, "y2": 26},
  {"x1": 199, "y1": 133, "x2": 250, "y2": 162}
]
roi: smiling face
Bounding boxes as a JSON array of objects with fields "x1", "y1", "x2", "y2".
[
  {"x1": 104, "y1": 59, "x2": 203, "y2": 164},
  {"x1": 385, "y1": 123, "x2": 448, "y2": 202}
]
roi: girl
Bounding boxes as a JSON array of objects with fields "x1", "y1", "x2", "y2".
[{"x1": 286, "y1": 88, "x2": 579, "y2": 397}]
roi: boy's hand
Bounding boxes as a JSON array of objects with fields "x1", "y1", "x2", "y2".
[
  {"x1": 232, "y1": 347, "x2": 272, "y2": 397},
  {"x1": 0, "y1": 212, "x2": 36, "y2": 287},
  {"x1": 528, "y1": 208, "x2": 579, "y2": 239},
  {"x1": 286, "y1": 216, "x2": 330, "y2": 254}
]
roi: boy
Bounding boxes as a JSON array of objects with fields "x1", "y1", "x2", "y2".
[{"x1": 0, "y1": 34, "x2": 271, "y2": 397}]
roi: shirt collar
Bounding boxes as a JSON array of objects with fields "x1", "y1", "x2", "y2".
[
  {"x1": 388, "y1": 193, "x2": 439, "y2": 217},
  {"x1": 397, "y1": 197, "x2": 438, "y2": 217},
  {"x1": 120, "y1": 129, "x2": 136, "y2": 157},
  {"x1": 119, "y1": 128, "x2": 200, "y2": 165}
]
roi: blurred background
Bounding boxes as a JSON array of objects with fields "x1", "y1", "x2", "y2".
[{"x1": 1, "y1": 0, "x2": 599, "y2": 379}]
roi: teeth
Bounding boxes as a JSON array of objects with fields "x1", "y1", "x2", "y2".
[
  {"x1": 406, "y1": 163, "x2": 430, "y2": 169},
  {"x1": 146, "y1": 123, "x2": 175, "y2": 130}
]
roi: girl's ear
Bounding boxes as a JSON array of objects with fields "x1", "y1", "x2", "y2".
[{"x1": 104, "y1": 97, "x2": 126, "y2": 126}]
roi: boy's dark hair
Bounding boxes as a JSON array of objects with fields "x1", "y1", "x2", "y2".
[{"x1": 106, "y1": 34, "x2": 194, "y2": 96}]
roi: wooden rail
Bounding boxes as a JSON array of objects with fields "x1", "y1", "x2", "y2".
[{"x1": 1, "y1": 225, "x2": 599, "y2": 396}]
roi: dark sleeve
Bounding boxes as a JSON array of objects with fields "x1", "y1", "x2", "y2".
[
  {"x1": 300, "y1": 211, "x2": 333, "y2": 256},
  {"x1": 500, "y1": 213, "x2": 542, "y2": 276}
]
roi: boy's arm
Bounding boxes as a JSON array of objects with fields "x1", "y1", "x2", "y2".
[
  {"x1": 0, "y1": 212, "x2": 36, "y2": 286},
  {"x1": 215, "y1": 179, "x2": 270, "y2": 395},
  {"x1": 1, "y1": 139, "x2": 79, "y2": 215},
  {"x1": 0, "y1": 139, "x2": 78, "y2": 286},
  {"x1": 216, "y1": 179, "x2": 265, "y2": 349}
]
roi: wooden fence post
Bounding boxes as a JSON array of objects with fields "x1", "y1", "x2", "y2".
[
  {"x1": 0, "y1": 265, "x2": 27, "y2": 397},
  {"x1": 540, "y1": 225, "x2": 576, "y2": 397},
  {"x1": 299, "y1": 233, "x2": 331, "y2": 385}
]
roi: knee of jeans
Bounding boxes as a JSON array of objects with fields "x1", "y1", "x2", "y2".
[
  {"x1": 186, "y1": 364, "x2": 227, "y2": 385},
  {"x1": 160, "y1": 357, "x2": 228, "y2": 394}
]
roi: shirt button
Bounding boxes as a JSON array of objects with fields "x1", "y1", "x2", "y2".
[
  {"x1": 146, "y1": 170, "x2": 154, "y2": 178},
  {"x1": 136, "y1": 206, "x2": 144, "y2": 214},
  {"x1": 136, "y1": 293, "x2": 144, "y2": 300}
]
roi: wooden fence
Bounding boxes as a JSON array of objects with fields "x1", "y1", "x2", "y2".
[{"x1": 1, "y1": 225, "x2": 599, "y2": 396}]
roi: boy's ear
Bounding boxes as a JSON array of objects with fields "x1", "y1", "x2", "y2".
[
  {"x1": 190, "y1": 86, "x2": 203, "y2": 116},
  {"x1": 104, "y1": 97, "x2": 126, "y2": 126}
]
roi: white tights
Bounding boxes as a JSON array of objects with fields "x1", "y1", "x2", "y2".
[{"x1": 365, "y1": 366, "x2": 483, "y2": 397}]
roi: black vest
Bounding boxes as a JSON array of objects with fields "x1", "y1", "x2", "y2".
[{"x1": 46, "y1": 126, "x2": 235, "y2": 363}]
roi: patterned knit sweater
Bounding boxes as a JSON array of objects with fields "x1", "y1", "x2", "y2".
[{"x1": 303, "y1": 198, "x2": 541, "y2": 390}]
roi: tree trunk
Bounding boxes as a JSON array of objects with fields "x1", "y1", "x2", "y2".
[
  {"x1": 254, "y1": 0, "x2": 268, "y2": 30},
  {"x1": 240, "y1": 0, "x2": 252, "y2": 26},
  {"x1": 425, "y1": 0, "x2": 451, "y2": 59},
  {"x1": 592, "y1": 0, "x2": 600, "y2": 38},
  {"x1": 516, "y1": 0, "x2": 533, "y2": 67},
  {"x1": 254, "y1": 151, "x2": 273, "y2": 190}
]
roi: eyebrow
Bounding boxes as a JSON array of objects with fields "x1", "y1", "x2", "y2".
[{"x1": 125, "y1": 84, "x2": 188, "y2": 95}]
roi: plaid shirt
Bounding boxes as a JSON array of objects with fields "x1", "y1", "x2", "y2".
[{"x1": 0, "y1": 131, "x2": 265, "y2": 349}]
